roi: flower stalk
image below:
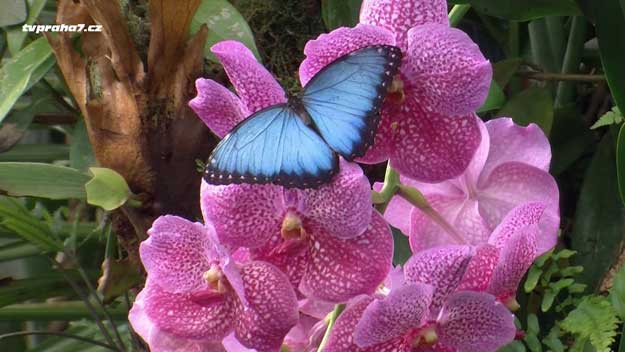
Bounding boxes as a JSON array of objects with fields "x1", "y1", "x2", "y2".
[{"x1": 317, "y1": 304, "x2": 346, "y2": 352}]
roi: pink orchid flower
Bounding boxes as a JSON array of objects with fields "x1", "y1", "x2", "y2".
[
  {"x1": 380, "y1": 117, "x2": 560, "y2": 256},
  {"x1": 299, "y1": 0, "x2": 491, "y2": 182},
  {"x1": 128, "y1": 216, "x2": 299, "y2": 352}
]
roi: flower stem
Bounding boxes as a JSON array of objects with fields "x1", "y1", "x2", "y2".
[
  {"x1": 317, "y1": 304, "x2": 346, "y2": 352},
  {"x1": 449, "y1": 4, "x2": 471, "y2": 27},
  {"x1": 373, "y1": 164, "x2": 401, "y2": 214},
  {"x1": 397, "y1": 185, "x2": 466, "y2": 244}
]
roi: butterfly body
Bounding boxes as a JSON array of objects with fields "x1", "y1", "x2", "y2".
[{"x1": 204, "y1": 45, "x2": 402, "y2": 189}]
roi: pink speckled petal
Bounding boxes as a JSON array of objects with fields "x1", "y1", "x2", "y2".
[
  {"x1": 222, "y1": 333, "x2": 253, "y2": 352},
  {"x1": 299, "y1": 298, "x2": 335, "y2": 319},
  {"x1": 189, "y1": 79, "x2": 248, "y2": 138},
  {"x1": 437, "y1": 292, "x2": 516, "y2": 352},
  {"x1": 200, "y1": 180, "x2": 284, "y2": 249},
  {"x1": 300, "y1": 211, "x2": 394, "y2": 303},
  {"x1": 211, "y1": 41, "x2": 286, "y2": 113},
  {"x1": 140, "y1": 216, "x2": 211, "y2": 294},
  {"x1": 404, "y1": 245, "x2": 474, "y2": 314},
  {"x1": 360, "y1": 0, "x2": 448, "y2": 50},
  {"x1": 354, "y1": 283, "x2": 433, "y2": 347},
  {"x1": 142, "y1": 281, "x2": 235, "y2": 341},
  {"x1": 325, "y1": 297, "x2": 411, "y2": 352},
  {"x1": 488, "y1": 202, "x2": 545, "y2": 249},
  {"x1": 404, "y1": 25, "x2": 492, "y2": 116},
  {"x1": 409, "y1": 196, "x2": 490, "y2": 252},
  {"x1": 457, "y1": 245, "x2": 500, "y2": 292},
  {"x1": 299, "y1": 24, "x2": 395, "y2": 86},
  {"x1": 129, "y1": 286, "x2": 227, "y2": 352},
  {"x1": 388, "y1": 96, "x2": 482, "y2": 183},
  {"x1": 479, "y1": 164, "x2": 559, "y2": 255},
  {"x1": 374, "y1": 182, "x2": 412, "y2": 236},
  {"x1": 304, "y1": 160, "x2": 372, "y2": 239},
  {"x1": 488, "y1": 226, "x2": 538, "y2": 301},
  {"x1": 235, "y1": 261, "x2": 299, "y2": 351},
  {"x1": 482, "y1": 118, "x2": 552, "y2": 179}
]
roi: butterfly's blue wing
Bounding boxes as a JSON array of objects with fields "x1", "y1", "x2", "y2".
[
  {"x1": 301, "y1": 45, "x2": 402, "y2": 160},
  {"x1": 204, "y1": 105, "x2": 338, "y2": 188}
]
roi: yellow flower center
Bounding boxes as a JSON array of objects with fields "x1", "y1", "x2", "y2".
[
  {"x1": 281, "y1": 211, "x2": 307, "y2": 240},
  {"x1": 203, "y1": 265, "x2": 227, "y2": 294}
]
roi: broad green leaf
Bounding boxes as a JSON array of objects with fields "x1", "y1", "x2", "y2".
[
  {"x1": 0, "y1": 0, "x2": 27, "y2": 26},
  {"x1": 0, "y1": 37, "x2": 54, "y2": 124},
  {"x1": 70, "y1": 121, "x2": 96, "y2": 172},
  {"x1": 190, "y1": 0, "x2": 260, "y2": 63},
  {"x1": 463, "y1": 0, "x2": 580, "y2": 21},
  {"x1": 0, "y1": 273, "x2": 77, "y2": 308},
  {"x1": 0, "y1": 108, "x2": 35, "y2": 153},
  {"x1": 6, "y1": 0, "x2": 48, "y2": 55},
  {"x1": 477, "y1": 80, "x2": 505, "y2": 113},
  {"x1": 498, "y1": 87, "x2": 554, "y2": 136},
  {"x1": 493, "y1": 58, "x2": 522, "y2": 88},
  {"x1": 0, "y1": 144, "x2": 70, "y2": 162},
  {"x1": 0, "y1": 162, "x2": 89, "y2": 199},
  {"x1": 549, "y1": 107, "x2": 595, "y2": 175},
  {"x1": 619, "y1": 123, "x2": 625, "y2": 204},
  {"x1": 85, "y1": 168, "x2": 131, "y2": 211},
  {"x1": 391, "y1": 226, "x2": 411, "y2": 265},
  {"x1": 610, "y1": 264, "x2": 625, "y2": 318},
  {"x1": 0, "y1": 196, "x2": 63, "y2": 251},
  {"x1": 592, "y1": 107, "x2": 623, "y2": 129},
  {"x1": 321, "y1": 0, "x2": 362, "y2": 30},
  {"x1": 571, "y1": 133, "x2": 625, "y2": 291}
]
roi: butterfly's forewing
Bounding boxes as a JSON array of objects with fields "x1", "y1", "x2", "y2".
[
  {"x1": 301, "y1": 45, "x2": 402, "y2": 160},
  {"x1": 204, "y1": 105, "x2": 338, "y2": 188}
]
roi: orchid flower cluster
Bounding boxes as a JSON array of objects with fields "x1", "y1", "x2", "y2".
[{"x1": 128, "y1": 0, "x2": 560, "y2": 351}]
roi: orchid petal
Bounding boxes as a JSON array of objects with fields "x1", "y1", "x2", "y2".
[{"x1": 189, "y1": 79, "x2": 248, "y2": 138}]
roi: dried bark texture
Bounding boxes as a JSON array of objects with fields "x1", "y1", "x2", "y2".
[{"x1": 49, "y1": 0, "x2": 216, "y2": 264}]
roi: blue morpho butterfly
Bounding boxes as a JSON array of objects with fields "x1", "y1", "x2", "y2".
[{"x1": 204, "y1": 45, "x2": 402, "y2": 189}]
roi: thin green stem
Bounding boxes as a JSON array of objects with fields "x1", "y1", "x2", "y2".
[
  {"x1": 317, "y1": 304, "x2": 346, "y2": 352},
  {"x1": 397, "y1": 185, "x2": 466, "y2": 244},
  {"x1": 373, "y1": 164, "x2": 401, "y2": 214},
  {"x1": 449, "y1": 4, "x2": 471, "y2": 27},
  {"x1": 0, "y1": 331, "x2": 119, "y2": 351}
]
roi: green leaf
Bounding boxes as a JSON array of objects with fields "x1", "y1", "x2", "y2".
[
  {"x1": 464, "y1": 0, "x2": 580, "y2": 21},
  {"x1": 541, "y1": 289, "x2": 557, "y2": 312},
  {"x1": 594, "y1": 0, "x2": 625, "y2": 115},
  {"x1": 498, "y1": 341, "x2": 527, "y2": 352},
  {"x1": 560, "y1": 296, "x2": 620, "y2": 352},
  {"x1": 0, "y1": 273, "x2": 79, "y2": 308},
  {"x1": 618, "y1": 123, "x2": 625, "y2": 205},
  {"x1": 549, "y1": 107, "x2": 595, "y2": 176},
  {"x1": 391, "y1": 226, "x2": 411, "y2": 265},
  {"x1": 493, "y1": 58, "x2": 522, "y2": 88},
  {"x1": 321, "y1": 0, "x2": 362, "y2": 30},
  {"x1": 97, "y1": 258, "x2": 143, "y2": 303},
  {"x1": 527, "y1": 314, "x2": 540, "y2": 334},
  {"x1": 0, "y1": 196, "x2": 63, "y2": 251},
  {"x1": 477, "y1": 80, "x2": 506, "y2": 113},
  {"x1": 610, "y1": 264, "x2": 625, "y2": 318},
  {"x1": 5, "y1": 0, "x2": 48, "y2": 55},
  {"x1": 591, "y1": 107, "x2": 623, "y2": 129},
  {"x1": 543, "y1": 326, "x2": 566, "y2": 352},
  {"x1": 498, "y1": 87, "x2": 554, "y2": 136},
  {"x1": 190, "y1": 0, "x2": 260, "y2": 63},
  {"x1": 0, "y1": 37, "x2": 54, "y2": 124},
  {"x1": 524, "y1": 265, "x2": 543, "y2": 293},
  {"x1": 0, "y1": 144, "x2": 70, "y2": 162},
  {"x1": 85, "y1": 168, "x2": 131, "y2": 211},
  {"x1": 571, "y1": 133, "x2": 625, "y2": 291},
  {"x1": 0, "y1": 241, "x2": 40, "y2": 262},
  {"x1": 554, "y1": 249, "x2": 577, "y2": 260},
  {"x1": 0, "y1": 163, "x2": 89, "y2": 199},
  {"x1": 0, "y1": 0, "x2": 27, "y2": 26},
  {"x1": 0, "y1": 108, "x2": 35, "y2": 153},
  {"x1": 70, "y1": 121, "x2": 96, "y2": 172}
]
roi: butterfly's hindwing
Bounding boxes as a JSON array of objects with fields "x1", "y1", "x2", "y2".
[
  {"x1": 301, "y1": 45, "x2": 402, "y2": 160},
  {"x1": 204, "y1": 105, "x2": 338, "y2": 188}
]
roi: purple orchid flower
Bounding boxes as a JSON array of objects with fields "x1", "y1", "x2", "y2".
[
  {"x1": 298, "y1": 0, "x2": 491, "y2": 182},
  {"x1": 128, "y1": 216, "x2": 299, "y2": 352},
  {"x1": 379, "y1": 117, "x2": 559, "y2": 256}
]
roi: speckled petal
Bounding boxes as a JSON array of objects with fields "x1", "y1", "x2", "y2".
[
  {"x1": 142, "y1": 281, "x2": 235, "y2": 341},
  {"x1": 360, "y1": 0, "x2": 448, "y2": 49},
  {"x1": 356, "y1": 104, "x2": 398, "y2": 164},
  {"x1": 235, "y1": 261, "x2": 299, "y2": 351},
  {"x1": 200, "y1": 180, "x2": 284, "y2": 249},
  {"x1": 404, "y1": 245, "x2": 473, "y2": 314},
  {"x1": 409, "y1": 195, "x2": 490, "y2": 252},
  {"x1": 303, "y1": 160, "x2": 372, "y2": 239},
  {"x1": 488, "y1": 226, "x2": 538, "y2": 301},
  {"x1": 299, "y1": 24, "x2": 395, "y2": 86},
  {"x1": 325, "y1": 297, "x2": 410, "y2": 352},
  {"x1": 404, "y1": 25, "x2": 492, "y2": 116},
  {"x1": 129, "y1": 286, "x2": 227, "y2": 352},
  {"x1": 437, "y1": 292, "x2": 516, "y2": 352},
  {"x1": 189, "y1": 79, "x2": 248, "y2": 138},
  {"x1": 211, "y1": 41, "x2": 286, "y2": 113},
  {"x1": 457, "y1": 245, "x2": 500, "y2": 292},
  {"x1": 354, "y1": 283, "x2": 433, "y2": 347},
  {"x1": 481, "y1": 118, "x2": 551, "y2": 180},
  {"x1": 388, "y1": 96, "x2": 482, "y2": 183},
  {"x1": 479, "y1": 163, "x2": 559, "y2": 254},
  {"x1": 299, "y1": 211, "x2": 394, "y2": 303},
  {"x1": 140, "y1": 216, "x2": 212, "y2": 294}
]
